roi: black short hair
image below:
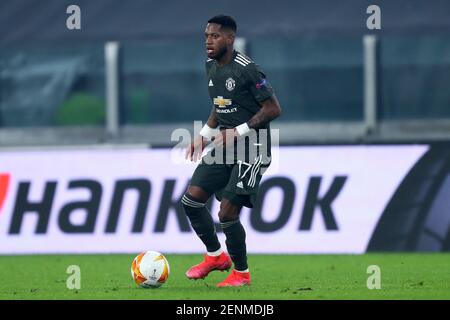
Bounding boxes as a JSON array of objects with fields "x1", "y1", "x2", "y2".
[{"x1": 207, "y1": 15, "x2": 237, "y2": 33}]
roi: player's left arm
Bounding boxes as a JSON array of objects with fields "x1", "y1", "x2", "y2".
[
  {"x1": 247, "y1": 95, "x2": 281, "y2": 129},
  {"x1": 235, "y1": 63, "x2": 281, "y2": 135}
]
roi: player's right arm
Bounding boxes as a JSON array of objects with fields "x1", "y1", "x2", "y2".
[
  {"x1": 206, "y1": 105, "x2": 218, "y2": 129},
  {"x1": 185, "y1": 106, "x2": 218, "y2": 161}
]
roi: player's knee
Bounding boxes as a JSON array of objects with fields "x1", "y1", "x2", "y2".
[
  {"x1": 186, "y1": 186, "x2": 210, "y2": 202},
  {"x1": 218, "y1": 200, "x2": 241, "y2": 222},
  {"x1": 218, "y1": 209, "x2": 239, "y2": 222}
]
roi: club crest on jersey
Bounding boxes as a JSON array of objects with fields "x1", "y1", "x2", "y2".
[{"x1": 225, "y1": 77, "x2": 236, "y2": 91}]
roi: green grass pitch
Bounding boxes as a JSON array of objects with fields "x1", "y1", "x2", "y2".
[{"x1": 0, "y1": 253, "x2": 449, "y2": 300}]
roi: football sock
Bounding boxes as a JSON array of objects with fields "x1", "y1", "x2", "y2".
[
  {"x1": 235, "y1": 268, "x2": 249, "y2": 273},
  {"x1": 182, "y1": 193, "x2": 221, "y2": 253},
  {"x1": 207, "y1": 248, "x2": 224, "y2": 257},
  {"x1": 220, "y1": 218, "x2": 248, "y2": 271}
]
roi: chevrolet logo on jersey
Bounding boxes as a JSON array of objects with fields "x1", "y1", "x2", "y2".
[{"x1": 213, "y1": 96, "x2": 232, "y2": 108}]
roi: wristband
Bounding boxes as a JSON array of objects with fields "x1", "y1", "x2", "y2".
[
  {"x1": 199, "y1": 124, "x2": 217, "y2": 139},
  {"x1": 235, "y1": 123, "x2": 250, "y2": 136}
]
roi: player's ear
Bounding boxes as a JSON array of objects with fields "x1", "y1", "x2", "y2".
[{"x1": 227, "y1": 32, "x2": 235, "y2": 46}]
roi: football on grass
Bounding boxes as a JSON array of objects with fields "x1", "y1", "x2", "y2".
[{"x1": 131, "y1": 251, "x2": 170, "y2": 288}]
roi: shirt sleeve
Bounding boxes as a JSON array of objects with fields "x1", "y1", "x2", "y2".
[{"x1": 245, "y1": 63, "x2": 274, "y2": 102}]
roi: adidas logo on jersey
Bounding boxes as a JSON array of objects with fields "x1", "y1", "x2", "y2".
[
  {"x1": 209, "y1": 79, "x2": 214, "y2": 87},
  {"x1": 236, "y1": 181, "x2": 244, "y2": 189}
]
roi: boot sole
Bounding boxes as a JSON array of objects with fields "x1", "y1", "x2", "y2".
[{"x1": 217, "y1": 281, "x2": 251, "y2": 288}]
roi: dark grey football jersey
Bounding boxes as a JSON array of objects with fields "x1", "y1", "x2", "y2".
[
  {"x1": 205, "y1": 50, "x2": 274, "y2": 164},
  {"x1": 205, "y1": 50, "x2": 274, "y2": 128}
]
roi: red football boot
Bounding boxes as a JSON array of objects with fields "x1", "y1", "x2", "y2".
[
  {"x1": 216, "y1": 269, "x2": 251, "y2": 287},
  {"x1": 185, "y1": 252, "x2": 232, "y2": 280}
]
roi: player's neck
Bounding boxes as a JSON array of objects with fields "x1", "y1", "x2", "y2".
[{"x1": 216, "y1": 48, "x2": 235, "y2": 67}]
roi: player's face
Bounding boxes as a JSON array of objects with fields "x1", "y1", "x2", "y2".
[{"x1": 205, "y1": 23, "x2": 233, "y2": 59}]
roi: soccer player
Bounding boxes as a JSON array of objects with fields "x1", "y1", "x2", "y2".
[{"x1": 182, "y1": 15, "x2": 281, "y2": 287}]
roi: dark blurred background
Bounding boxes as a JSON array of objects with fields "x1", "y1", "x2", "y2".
[{"x1": 1, "y1": 0, "x2": 449, "y2": 146}]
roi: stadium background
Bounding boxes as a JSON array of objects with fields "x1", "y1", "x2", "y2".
[{"x1": 0, "y1": 0, "x2": 449, "y2": 300}]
